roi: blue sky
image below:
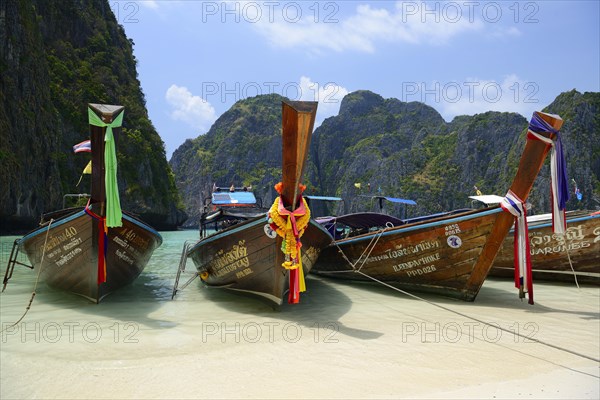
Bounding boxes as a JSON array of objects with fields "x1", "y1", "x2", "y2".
[{"x1": 112, "y1": 1, "x2": 600, "y2": 158}]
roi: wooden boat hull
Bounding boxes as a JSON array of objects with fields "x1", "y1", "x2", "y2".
[
  {"x1": 18, "y1": 209, "x2": 162, "y2": 303},
  {"x1": 188, "y1": 217, "x2": 332, "y2": 305},
  {"x1": 313, "y1": 207, "x2": 506, "y2": 301},
  {"x1": 491, "y1": 211, "x2": 600, "y2": 284}
]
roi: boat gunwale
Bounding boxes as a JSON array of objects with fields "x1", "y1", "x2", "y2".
[
  {"x1": 521, "y1": 212, "x2": 600, "y2": 231},
  {"x1": 330, "y1": 206, "x2": 503, "y2": 246},
  {"x1": 188, "y1": 216, "x2": 332, "y2": 255},
  {"x1": 18, "y1": 209, "x2": 163, "y2": 246}
]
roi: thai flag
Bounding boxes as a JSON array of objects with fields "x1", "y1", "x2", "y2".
[{"x1": 73, "y1": 140, "x2": 91, "y2": 153}]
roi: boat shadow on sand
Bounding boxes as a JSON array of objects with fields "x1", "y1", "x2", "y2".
[
  {"x1": 196, "y1": 275, "x2": 384, "y2": 341},
  {"x1": 79, "y1": 271, "x2": 180, "y2": 328},
  {"x1": 2, "y1": 270, "x2": 180, "y2": 330},
  {"x1": 312, "y1": 275, "x2": 600, "y2": 322},
  {"x1": 477, "y1": 278, "x2": 600, "y2": 321}
]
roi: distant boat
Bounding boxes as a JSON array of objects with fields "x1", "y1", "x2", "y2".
[
  {"x1": 312, "y1": 111, "x2": 565, "y2": 302},
  {"x1": 491, "y1": 210, "x2": 600, "y2": 284},
  {"x1": 3, "y1": 104, "x2": 162, "y2": 303},
  {"x1": 178, "y1": 101, "x2": 332, "y2": 306},
  {"x1": 198, "y1": 185, "x2": 267, "y2": 238}
]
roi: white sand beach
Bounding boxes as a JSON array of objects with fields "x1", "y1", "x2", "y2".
[{"x1": 1, "y1": 249, "x2": 598, "y2": 400}]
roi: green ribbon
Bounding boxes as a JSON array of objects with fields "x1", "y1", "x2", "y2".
[{"x1": 88, "y1": 107, "x2": 124, "y2": 228}]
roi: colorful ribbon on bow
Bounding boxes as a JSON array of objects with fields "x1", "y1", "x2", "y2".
[
  {"x1": 500, "y1": 190, "x2": 533, "y2": 304},
  {"x1": 268, "y1": 186, "x2": 311, "y2": 304},
  {"x1": 526, "y1": 113, "x2": 569, "y2": 234},
  {"x1": 88, "y1": 108, "x2": 124, "y2": 228}
]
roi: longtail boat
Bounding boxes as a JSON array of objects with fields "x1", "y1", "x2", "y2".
[
  {"x1": 312, "y1": 111, "x2": 565, "y2": 303},
  {"x1": 491, "y1": 210, "x2": 600, "y2": 284},
  {"x1": 2, "y1": 104, "x2": 162, "y2": 303},
  {"x1": 198, "y1": 185, "x2": 267, "y2": 238},
  {"x1": 180, "y1": 101, "x2": 332, "y2": 306}
]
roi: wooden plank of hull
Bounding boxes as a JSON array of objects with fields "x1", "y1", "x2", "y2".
[
  {"x1": 188, "y1": 218, "x2": 331, "y2": 305},
  {"x1": 492, "y1": 212, "x2": 600, "y2": 284},
  {"x1": 314, "y1": 208, "x2": 502, "y2": 300},
  {"x1": 99, "y1": 215, "x2": 163, "y2": 300},
  {"x1": 18, "y1": 210, "x2": 162, "y2": 303}
]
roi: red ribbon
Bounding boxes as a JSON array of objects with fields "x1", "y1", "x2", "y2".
[{"x1": 84, "y1": 201, "x2": 108, "y2": 284}]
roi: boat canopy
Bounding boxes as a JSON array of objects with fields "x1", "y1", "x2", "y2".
[
  {"x1": 358, "y1": 195, "x2": 417, "y2": 206},
  {"x1": 468, "y1": 195, "x2": 504, "y2": 206},
  {"x1": 304, "y1": 195, "x2": 343, "y2": 202},
  {"x1": 212, "y1": 191, "x2": 257, "y2": 206},
  {"x1": 379, "y1": 196, "x2": 417, "y2": 205}
]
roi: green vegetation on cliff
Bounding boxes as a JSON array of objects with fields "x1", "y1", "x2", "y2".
[{"x1": 0, "y1": 0, "x2": 186, "y2": 232}]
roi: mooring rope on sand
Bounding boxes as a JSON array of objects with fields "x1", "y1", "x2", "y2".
[
  {"x1": 0, "y1": 218, "x2": 54, "y2": 333},
  {"x1": 330, "y1": 228, "x2": 600, "y2": 373},
  {"x1": 562, "y1": 234, "x2": 581, "y2": 289}
]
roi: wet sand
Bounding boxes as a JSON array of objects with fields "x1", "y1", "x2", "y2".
[{"x1": 1, "y1": 232, "x2": 598, "y2": 399}]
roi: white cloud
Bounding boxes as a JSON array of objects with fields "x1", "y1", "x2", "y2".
[
  {"x1": 298, "y1": 76, "x2": 349, "y2": 126},
  {"x1": 434, "y1": 74, "x2": 540, "y2": 120},
  {"x1": 251, "y1": 1, "x2": 483, "y2": 54},
  {"x1": 490, "y1": 26, "x2": 522, "y2": 38},
  {"x1": 165, "y1": 84, "x2": 217, "y2": 132},
  {"x1": 139, "y1": 0, "x2": 159, "y2": 10}
]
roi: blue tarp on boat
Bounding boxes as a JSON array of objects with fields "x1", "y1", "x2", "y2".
[
  {"x1": 305, "y1": 195, "x2": 343, "y2": 202},
  {"x1": 380, "y1": 196, "x2": 417, "y2": 206},
  {"x1": 212, "y1": 191, "x2": 257, "y2": 205}
]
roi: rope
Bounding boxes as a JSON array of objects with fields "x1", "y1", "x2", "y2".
[
  {"x1": 562, "y1": 233, "x2": 580, "y2": 289},
  {"x1": 330, "y1": 233, "x2": 600, "y2": 370},
  {"x1": 333, "y1": 222, "x2": 394, "y2": 273},
  {"x1": 0, "y1": 219, "x2": 54, "y2": 333}
]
